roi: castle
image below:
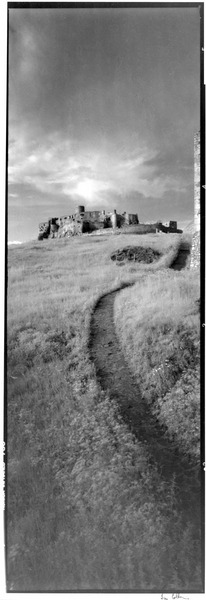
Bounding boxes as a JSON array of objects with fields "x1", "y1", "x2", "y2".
[
  {"x1": 38, "y1": 206, "x2": 183, "y2": 240},
  {"x1": 38, "y1": 207, "x2": 140, "y2": 239},
  {"x1": 38, "y1": 132, "x2": 200, "y2": 246}
]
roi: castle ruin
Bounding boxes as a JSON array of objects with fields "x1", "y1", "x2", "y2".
[
  {"x1": 38, "y1": 207, "x2": 140, "y2": 240},
  {"x1": 38, "y1": 206, "x2": 183, "y2": 240}
]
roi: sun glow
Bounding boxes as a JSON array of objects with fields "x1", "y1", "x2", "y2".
[{"x1": 76, "y1": 179, "x2": 95, "y2": 200}]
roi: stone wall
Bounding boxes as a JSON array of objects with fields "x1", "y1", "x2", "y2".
[
  {"x1": 190, "y1": 131, "x2": 200, "y2": 269},
  {"x1": 38, "y1": 222, "x2": 50, "y2": 240},
  {"x1": 58, "y1": 218, "x2": 83, "y2": 237},
  {"x1": 127, "y1": 223, "x2": 156, "y2": 234},
  {"x1": 190, "y1": 231, "x2": 200, "y2": 270},
  {"x1": 156, "y1": 222, "x2": 182, "y2": 234},
  {"x1": 194, "y1": 131, "x2": 200, "y2": 233}
]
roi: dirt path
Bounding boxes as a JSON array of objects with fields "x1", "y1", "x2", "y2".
[
  {"x1": 170, "y1": 241, "x2": 190, "y2": 270},
  {"x1": 89, "y1": 244, "x2": 200, "y2": 521}
]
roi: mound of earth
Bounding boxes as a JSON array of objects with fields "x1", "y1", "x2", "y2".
[{"x1": 110, "y1": 246, "x2": 161, "y2": 264}]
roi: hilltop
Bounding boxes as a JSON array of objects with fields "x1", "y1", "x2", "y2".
[{"x1": 7, "y1": 232, "x2": 201, "y2": 591}]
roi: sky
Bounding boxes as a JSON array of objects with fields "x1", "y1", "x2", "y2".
[{"x1": 8, "y1": 5, "x2": 200, "y2": 242}]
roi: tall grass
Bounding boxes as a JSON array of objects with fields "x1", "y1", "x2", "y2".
[
  {"x1": 114, "y1": 267, "x2": 200, "y2": 463},
  {"x1": 7, "y1": 232, "x2": 202, "y2": 591}
]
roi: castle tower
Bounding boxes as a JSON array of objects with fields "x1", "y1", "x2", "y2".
[
  {"x1": 190, "y1": 131, "x2": 200, "y2": 269},
  {"x1": 111, "y1": 209, "x2": 117, "y2": 229},
  {"x1": 75, "y1": 205, "x2": 85, "y2": 215}
]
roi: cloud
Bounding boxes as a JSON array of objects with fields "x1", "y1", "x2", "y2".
[
  {"x1": 8, "y1": 124, "x2": 189, "y2": 212},
  {"x1": 8, "y1": 6, "x2": 199, "y2": 245}
]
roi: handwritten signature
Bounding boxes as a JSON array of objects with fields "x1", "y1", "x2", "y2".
[{"x1": 161, "y1": 594, "x2": 189, "y2": 600}]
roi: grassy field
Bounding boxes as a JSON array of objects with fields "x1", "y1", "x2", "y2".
[
  {"x1": 7, "y1": 232, "x2": 202, "y2": 591},
  {"x1": 114, "y1": 261, "x2": 200, "y2": 464}
]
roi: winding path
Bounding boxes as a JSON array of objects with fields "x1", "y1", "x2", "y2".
[
  {"x1": 89, "y1": 243, "x2": 200, "y2": 521},
  {"x1": 170, "y1": 241, "x2": 190, "y2": 270}
]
